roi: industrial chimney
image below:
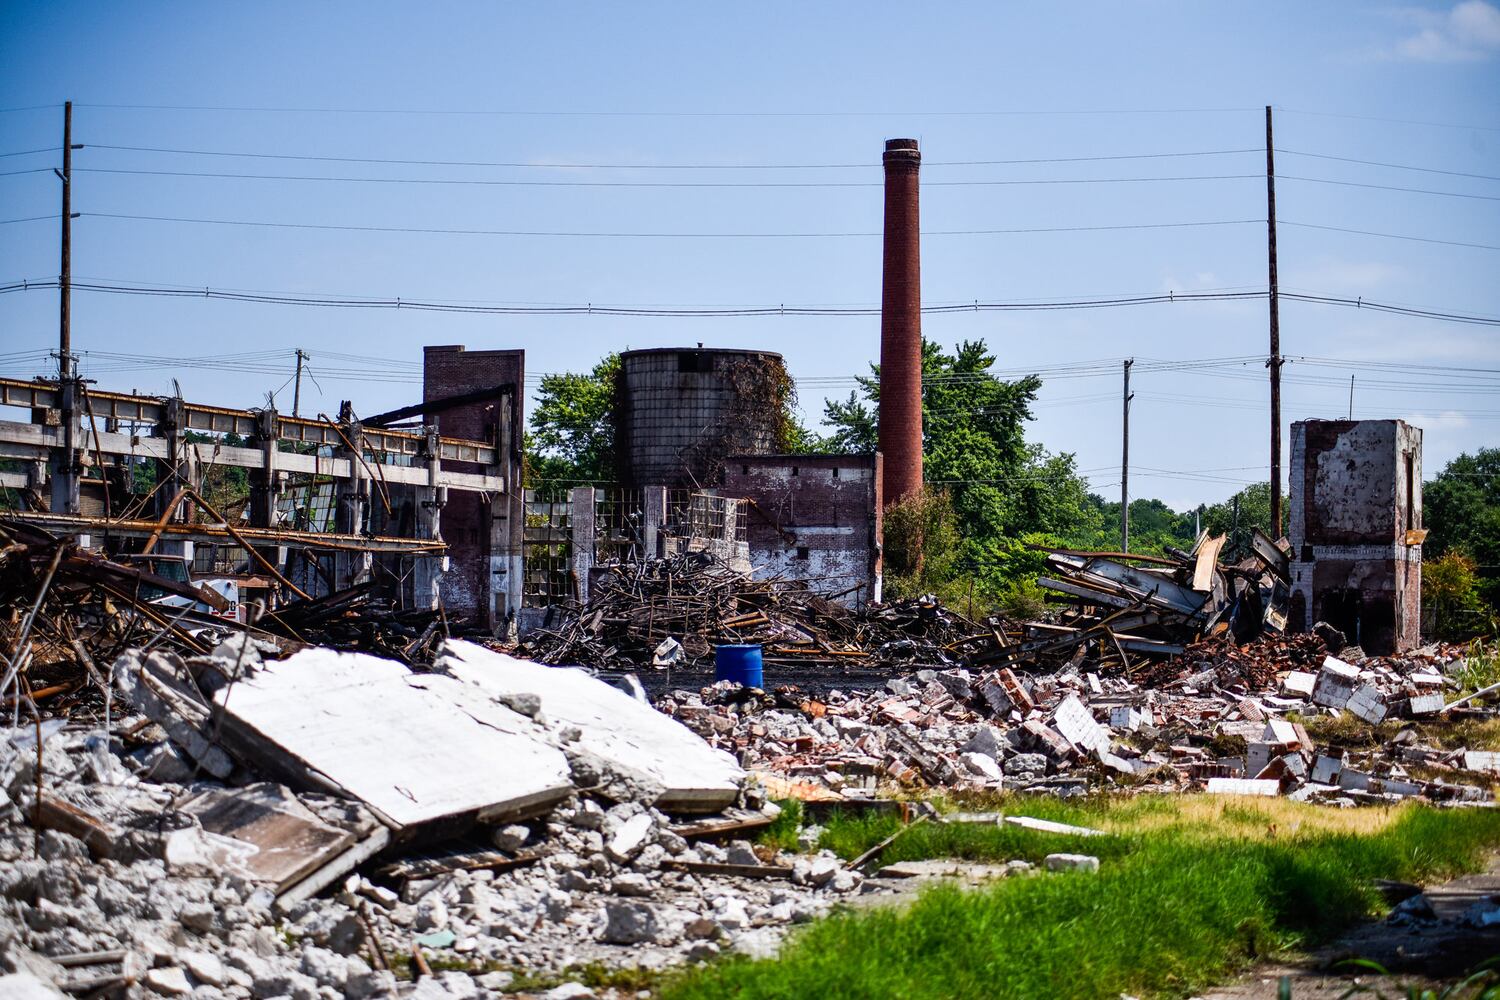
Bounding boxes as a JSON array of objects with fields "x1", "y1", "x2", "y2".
[{"x1": 879, "y1": 137, "x2": 923, "y2": 507}]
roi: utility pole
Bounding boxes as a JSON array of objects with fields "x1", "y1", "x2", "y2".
[
  {"x1": 1348, "y1": 375, "x2": 1355, "y2": 420},
  {"x1": 51, "y1": 100, "x2": 80, "y2": 515},
  {"x1": 1121, "y1": 357, "x2": 1133, "y2": 553},
  {"x1": 1265, "y1": 105, "x2": 1284, "y2": 539},
  {"x1": 292, "y1": 349, "x2": 307, "y2": 417}
]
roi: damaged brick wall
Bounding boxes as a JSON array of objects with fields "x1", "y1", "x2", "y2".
[
  {"x1": 1289, "y1": 419, "x2": 1422, "y2": 654},
  {"x1": 423, "y1": 345, "x2": 525, "y2": 626},
  {"x1": 722, "y1": 453, "x2": 883, "y2": 608}
]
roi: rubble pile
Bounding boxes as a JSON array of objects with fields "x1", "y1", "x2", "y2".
[
  {"x1": 0, "y1": 519, "x2": 459, "y2": 728},
  {"x1": 0, "y1": 521, "x2": 236, "y2": 713},
  {"x1": 0, "y1": 638, "x2": 897, "y2": 997},
  {"x1": 661, "y1": 639, "x2": 1495, "y2": 806},
  {"x1": 256, "y1": 582, "x2": 455, "y2": 667},
  {"x1": 516, "y1": 551, "x2": 986, "y2": 671},
  {"x1": 990, "y1": 534, "x2": 1293, "y2": 675}
]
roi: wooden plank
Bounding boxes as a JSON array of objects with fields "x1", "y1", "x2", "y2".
[
  {"x1": 661, "y1": 860, "x2": 794, "y2": 880},
  {"x1": 1192, "y1": 534, "x2": 1227, "y2": 592},
  {"x1": 378, "y1": 845, "x2": 545, "y2": 883},
  {"x1": 35, "y1": 793, "x2": 124, "y2": 859},
  {"x1": 177, "y1": 785, "x2": 355, "y2": 891}
]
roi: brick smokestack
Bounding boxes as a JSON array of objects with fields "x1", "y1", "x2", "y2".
[{"x1": 879, "y1": 137, "x2": 923, "y2": 507}]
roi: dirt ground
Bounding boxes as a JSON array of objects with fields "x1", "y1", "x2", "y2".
[{"x1": 1198, "y1": 856, "x2": 1500, "y2": 999}]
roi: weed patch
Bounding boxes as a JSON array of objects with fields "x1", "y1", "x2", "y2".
[{"x1": 661, "y1": 799, "x2": 1500, "y2": 1000}]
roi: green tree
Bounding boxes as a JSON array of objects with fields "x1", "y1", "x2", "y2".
[
  {"x1": 1424, "y1": 448, "x2": 1500, "y2": 608},
  {"x1": 1087, "y1": 496, "x2": 1198, "y2": 555},
  {"x1": 1424, "y1": 551, "x2": 1491, "y2": 639},
  {"x1": 1201, "y1": 481, "x2": 1286, "y2": 559},
  {"x1": 527, "y1": 353, "x2": 622, "y2": 497},
  {"x1": 821, "y1": 338, "x2": 1105, "y2": 591}
]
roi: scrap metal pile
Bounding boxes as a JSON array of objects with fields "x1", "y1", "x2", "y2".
[
  {"x1": 518, "y1": 532, "x2": 1296, "y2": 680},
  {"x1": 0, "y1": 519, "x2": 453, "y2": 724},
  {"x1": 517, "y1": 551, "x2": 986, "y2": 671},
  {"x1": 0, "y1": 520, "x2": 235, "y2": 714},
  {"x1": 983, "y1": 532, "x2": 1293, "y2": 676},
  {"x1": 661, "y1": 633, "x2": 1495, "y2": 807}
]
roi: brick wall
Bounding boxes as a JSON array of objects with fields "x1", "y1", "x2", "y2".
[
  {"x1": 1288, "y1": 419, "x2": 1422, "y2": 653},
  {"x1": 723, "y1": 453, "x2": 883, "y2": 607},
  {"x1": 422, "y1": 345, "x2": 525, "y2": 625}
]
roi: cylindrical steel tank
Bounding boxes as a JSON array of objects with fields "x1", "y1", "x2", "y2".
[{"x1": 617, "y1": 347, "x2": 785, "y2": 486}]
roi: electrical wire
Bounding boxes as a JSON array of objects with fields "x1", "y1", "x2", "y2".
[
  {"x1": 72, "y1": 166, "x2": 1265, "y2": 188},
  {"x1": 74, "y1": 101, "x2": 1262, "y2": 117},
  {"x1": 71, "y1": 212, "x2": 1267, "y2": 239},
  {"x1": 1280, "y1": 221, "x2": 1500, "y2": 251},
  {"x1": 1280, "y1": 149, "x2": 1500, "y2": 183},
  {"x1": 1276, "y1": 108, "x2": 1500, "y2": 133},
  {"x1": 3, "y1": 278, "x2": 1497, "y2": 327},
  {"x1": 11, "y1": 211, "x2": 1484, "y2": 251},
  {"x1": 84, "y1": 143, "x2": 1262, "y2": 170},
  {"x1": 1281, "y1": 175, "x2": 1500, "y2": 202}
]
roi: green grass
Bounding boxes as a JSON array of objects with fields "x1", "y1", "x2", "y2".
[
  {"x1": 659, "y1": 797, "x2": 1500, "y2": 1000},
  {"x1": 1453, "y1": 640, "x2": 1500, "y2": 698},
  {"x1": 756, "y1": 798, "x2": 805, "y2": 853}
]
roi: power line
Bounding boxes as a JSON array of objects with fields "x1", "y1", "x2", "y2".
[
  {"x1": 0, "y1": 147, "x2": 57, "y2": 159},
  {"x1": 75, "y1": 212, "x2": 1266, "y2": 239},
  {"x1": 85, "y1": 142, "x2": 1261, "y2": 170},
  {"x1": 73, "y1": 166, "x2": 1265, "y2": 188},
  {"x1": 13, "y1": 211, "x2": 1484, "y2": 251},
  {"x1": 72, "y1": 164, "x2": 1495, "y2": 200},
  {"x1": 4, "y1": 278, "x2": 1497, "y2": 327},
  {"x1": 74, "y1": 101, "x2": 1262, "y2": 117},
  {"x1": 1276, "y1": 107, "x2": 1500, "y2": 133},
  {"x1": 1281, "y1": 149, "x2": 1500, "y2": 183},
  {"x1": 1281, "y1": 175, "x2": 1500, "y2": 202},
  {"x1": 1280, "y1": 221, "x2": 1500, "y2": 252}
]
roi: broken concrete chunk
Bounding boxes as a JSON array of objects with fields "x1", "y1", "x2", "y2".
[
  {"x1": 1408, "y1": 693, "x2": 1444, "y2": 717},
  {"x1": 1346, "y1": 684, "x2": 1388, "y2": 725},
  {"x1": 1002, "y1": 816, "x2": 1105, "y2": 837},
  {"x1": 960, "y1": 752, "x2": 1003, "y2": 782},
  {"x1": 960, "y1": 725, "x2": 1006, "y2": 761},
  {"x1": 179, "y1": 647, "x2": 575, "y2": 835},
  {"x1": 437, "y1": 641, "x2": 744, "y2": 812},
  {"x1": 1052, "y1": 696, "x2": 1108, "y2": 755},
  {"x1": 1311, "y1": 753, "x2": 1345, "y2": 784},
  {"x1": 1281, "y1": 671, "x2": 1316, "y2": 698},
  {"x1": 606, "y1": 813, "x2": 655, "y2": 863},
  {"x1": 1311, "y1": 656, "x2": 1361, "y2": 710},
  {"x1": 1206, "y1": 777, "x2": 1281, "y2": 796},
  {"x1": 600, "y1": 900, "x2": 677, "y2": 945},
  {"x1": 1042, "y1": 853, "x2": 1100, "y2": 873}
]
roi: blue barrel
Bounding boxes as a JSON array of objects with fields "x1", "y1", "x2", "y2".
[{"x1": 715, "y1": 643, "x2": 764, "y2": 689}]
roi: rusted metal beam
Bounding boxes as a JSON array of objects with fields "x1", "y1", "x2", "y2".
[{"x1": 4, "y1": 512, "x2": 445, "y2": 554}]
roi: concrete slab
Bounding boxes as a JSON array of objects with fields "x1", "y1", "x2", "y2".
[
  {"x1": 207, "y1": 647, "x2": 574, "y2": 834},
  {"x1": 436, "y1": 640, "x2": 744, "y2": 812}
]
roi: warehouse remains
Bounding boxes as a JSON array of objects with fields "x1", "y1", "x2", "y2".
[{"x1": 2, "y1": 130, "x2": 1483, "y2": 999}]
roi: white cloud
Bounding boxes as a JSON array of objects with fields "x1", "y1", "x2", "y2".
[{"x1": 1391, "y1": 0, "x2": 1500, "y2": 61}]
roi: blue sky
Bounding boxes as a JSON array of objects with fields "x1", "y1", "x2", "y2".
[{"x1": 1, "y1": 1, "x2": 1497, "y2": 509}]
